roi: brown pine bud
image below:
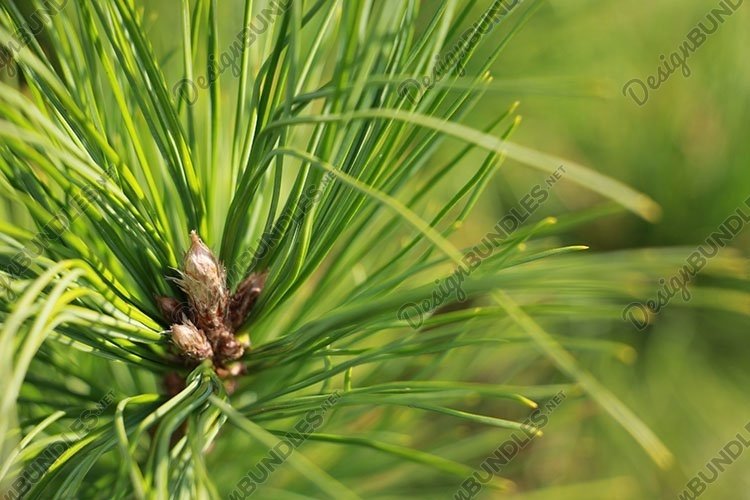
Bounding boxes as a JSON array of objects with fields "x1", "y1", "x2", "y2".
[
  {"x1": 213, "y1": 329, "x2": 245, "y2": 362},
  {"x1": 178, "y1": 231, "x2": 228, "y2": 321},
  {"x1": 183, "y1": 231, "x2": 224, "y2": 286},
  {"x1": 229, "y1": 271, "x2": 267, "y2": 330},
  {"x1": 171, "y1": 322, "x2": 213, "y2": 360}
]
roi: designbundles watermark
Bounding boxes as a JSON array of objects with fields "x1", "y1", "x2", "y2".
[
  {"x1": 622, "y1": 0, "x2": 744, "y2": 106},
  {"x1": 229, "y1": 171, "x2": 334, "y2": 285},
  {"x1": 172, "y1": 0, "x2": 291, "y2": 105},
  {"x1": 397, "y1": 166, "x2": 565, "y2": 329},
  {"x1": 228, "y1": 391, "x2": 341, "y2": 499},
  {"x1": 398, "y1": 0, "x2": 524, "y2": 105},
  {"x1": 622, "y1": 196, "x2": 750, "y2": 330},
  {"x1": 0, "y1": 0, "x2": 70, "y2": 77},
  {"x1": 0, "y1": 164, "x2": 114, "y2": 302},
  {"x1": 453, "y1": 390, "x2": 566, "y2": 500},
  {"x1": 1, "y1": 390, "x2": 115, "y2": 500},
  {"x1": 677, "y1": 420, "x2": 750, "y2": 499}
]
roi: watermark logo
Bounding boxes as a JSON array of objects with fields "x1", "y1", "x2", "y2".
[
  {"x1": 622, "y1": 196, "x2": 750, "y2": 330},
  {"x1": 0, "y1": 0, "x2": 70, "y2": 77},
  {"x1": 228, "y1": 171, "x2": 333, "y2": 285},
  {"x1": 0, "y1": 162, "x2": 114, "y2": 302},
  {"x1": 622, "y1": 0, "x2": 744, "y2": 106},
  {"x1": 398, "y1": 0, "x2": 524, "y2": 105},
  {"x1": 453, "y1": 391, "x2": 566, "y2": 500},
  {"x1": 2, "y1": 390, "x2": 115, "y2": 500},
  {"x1": 228, "y1": 391, "x2": 341, "y2": 499},
  {"x1": 398, "y1": 166, "x2": 565, "y2": 329},
  {"x1": 677, "y1": 420, "x2": 750, "y2": 499},
  {"x1": 172, "y1": 0, "x2": 291, "y2": 105}
]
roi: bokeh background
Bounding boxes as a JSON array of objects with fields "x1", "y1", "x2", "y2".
[{"x1": 479, "y1": 1, "x2": 750, "y2": 498}]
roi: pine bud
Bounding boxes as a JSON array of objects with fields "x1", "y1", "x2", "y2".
[
  {"x1": 213, "y1": 327, "x2": 245, "y2": 361},
  {"x1": 171, "y1": 322, "x2": 213, "y2": 360},
  {"x1": 178, "y1": 231, "x2": 228, "y2": 319},
  {"x1": 229, "y1": 271, "x2": 267, "y2": 330},
  {"x1": 164, "y1": 231, "x2": 255, "y2": 367},
  {"x1": 183, "y1": 231, "x2": 223, "y2": 285}
]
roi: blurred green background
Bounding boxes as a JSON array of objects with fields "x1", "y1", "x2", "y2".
[{"x1": 479, "y1": 0, "x2": 750, "y2": 498}]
